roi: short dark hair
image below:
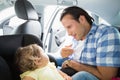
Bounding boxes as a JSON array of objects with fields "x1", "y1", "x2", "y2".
[{"x1": 60, "y1": 6, "x2": 94, "y2": 25}]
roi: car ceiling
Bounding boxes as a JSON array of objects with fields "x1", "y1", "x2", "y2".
[
  {"x1": 28, "y1": 0, "x2": 120, "y2": 27},
  {"x1": 5, "y1": 0, "x2": 120, "y2": 27}
]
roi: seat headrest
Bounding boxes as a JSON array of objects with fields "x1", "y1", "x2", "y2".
[{"x1": 15, "y1": 0, "x2": 38, "y2": 20}]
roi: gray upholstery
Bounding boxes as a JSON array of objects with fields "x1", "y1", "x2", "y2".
[
  {"x1": 15, "y1": 0, "x2": 38, "y2": 20},
  {"x1": 12, "y1": 0, "x2": 42, "y2": 39}
]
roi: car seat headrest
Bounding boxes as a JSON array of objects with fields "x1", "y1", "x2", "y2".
[{"x1": 15, "y1": 0, "x2": 38, "y2": 20}]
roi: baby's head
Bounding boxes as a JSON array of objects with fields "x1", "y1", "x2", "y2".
[{"x1": 15, "y1": 44, "x2": 49, "y2": 72}]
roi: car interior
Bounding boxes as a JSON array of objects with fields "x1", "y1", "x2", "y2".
[
  {"x1": 0, "y1": 0, "x2": 57, "y2": 80},
  {"x1": 11, "y1": 0, "x2": 42, "y2": 40},
  {"x1": 0, "y1": 34, "x2": 58, "y2": 80},
  {"x1": 0, "y1": 0, "x2": 120, "y2": 79}
]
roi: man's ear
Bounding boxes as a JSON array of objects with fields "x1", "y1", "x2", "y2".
[{"x1": 79, "y1": 15, "x2": 85, "y2": 24}]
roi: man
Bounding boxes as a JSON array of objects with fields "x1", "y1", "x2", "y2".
[{"x1": 59, "y1": 6, "x2": 120, "y2": 80}]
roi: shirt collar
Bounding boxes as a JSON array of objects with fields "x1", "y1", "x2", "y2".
[{"x1": 87, "y1": 23, "x2": 98, "y2": 36}]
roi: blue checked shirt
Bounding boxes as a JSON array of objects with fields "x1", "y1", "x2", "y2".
[{"x1": 76, "y1": 23, "x2": 120, "y2": 67}]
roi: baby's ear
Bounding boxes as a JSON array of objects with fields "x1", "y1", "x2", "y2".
[{"x1": 34, "y1": 58, "x2": 41, "y2": 66}]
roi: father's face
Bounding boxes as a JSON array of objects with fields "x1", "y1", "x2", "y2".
[{"x1": 61, "y1": 14, "x2": 86, "y2": 41}]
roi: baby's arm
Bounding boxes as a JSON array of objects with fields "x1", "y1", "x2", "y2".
[
  {"x1": 22, "y1": 76, "x2": 35, "y2": 80},
  {"x1": 58, "y1": 70, "x2": 72, "y2": 80}
]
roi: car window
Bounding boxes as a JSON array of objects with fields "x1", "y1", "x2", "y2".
[
  {"x1": 50, "y1": 8, "x2": 66, "y2": 52},
  {"x1": 0, "y1": 0, "x2": 15, "y2": 11},
  {"x1": 42, "y1": 6, "x2": 67, "y2": 53},
  {"x1": 52, "y1": 9, "x2": 66, "y2": 46},
  {"x1": 0, "y1": 0, "x2": 15, "y2": 35}
]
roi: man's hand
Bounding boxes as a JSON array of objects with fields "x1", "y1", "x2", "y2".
[
  {"x1": 61, "y1": 45, "x2": 74, "y2": 58},
  {"x1": 63, "y1": 60, "x2": 118, "y2": 80},
  {"x1": 62, "y1": 60, "x2": 70, "y2": 68}
]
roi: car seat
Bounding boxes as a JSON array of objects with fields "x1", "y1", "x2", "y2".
[
  {"x1": 11, "y1": 0, "x2": 42, "y2": 40},
  {"x1": 0, "y1": 56, "x2": 12, "y2": 80},
  {"x1": 0, "y1": 34, "x2": 43, "y2": 80},
  {"x1": 0, "y1": 34, "x2": 57, "y2": 80}
]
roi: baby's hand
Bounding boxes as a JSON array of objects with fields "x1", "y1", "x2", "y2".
[
  {"x1": 58, "y1": 70, "x2": 72, "y2": 80},
  {"x1": 61, "y1": 71, "x2": 72, "y2": 80},
  {"x1": 64, "y1": 76, "x2": 72, "y2": 80}
]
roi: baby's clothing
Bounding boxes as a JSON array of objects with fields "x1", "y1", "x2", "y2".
[{"x1": 20, "y1": 62, "x2": 64, "y2": 80}]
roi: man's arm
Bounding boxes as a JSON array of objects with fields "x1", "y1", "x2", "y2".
[{"x1": 67, "y1": 60, "x2": 118, "y2": 80}]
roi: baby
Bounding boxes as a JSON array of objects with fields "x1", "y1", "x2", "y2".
[{"x1": 15, "y1": 44, "x2": 72, "y2": 80}]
